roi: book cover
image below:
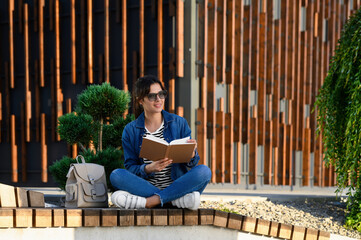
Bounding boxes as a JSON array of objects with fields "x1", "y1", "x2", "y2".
[{"x1": 139, "y1": 135, "x2": 196, "y2": 163}]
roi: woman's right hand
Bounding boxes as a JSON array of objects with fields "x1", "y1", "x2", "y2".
[{"x1": 144, "y1": 158, "x2": 173, "y2": 174}]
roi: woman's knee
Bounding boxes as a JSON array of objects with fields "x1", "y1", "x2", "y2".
[
  {"x1": 110, "y1": 168, "x2": 128, "y2": 186},
  {"x1": 195, "y1": 165, "x2": 212, "y2": 182}
]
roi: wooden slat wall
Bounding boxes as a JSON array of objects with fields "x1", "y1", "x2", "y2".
[
  {"x1": 196, "y1": 0, "x2": 358, "y2": 187},
  {"x1": 0, "y1": 0, "x2": 357, "y2": 187},
  {"x1": 0, "y1": 1, "x2": 177, "y2": 185}
]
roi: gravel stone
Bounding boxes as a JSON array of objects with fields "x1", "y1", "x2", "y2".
[{"x1": 200, "y1": 199, "x2": 361, "y2": 239}]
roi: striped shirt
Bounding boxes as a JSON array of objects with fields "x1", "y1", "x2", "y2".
[{"x1": 143, "y1": 121, "x2": 173, "y2": 189}]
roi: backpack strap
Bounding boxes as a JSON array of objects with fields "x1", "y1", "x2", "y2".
[{"x1": 76, "y1": 155, "x2": 86, "y2": 164}]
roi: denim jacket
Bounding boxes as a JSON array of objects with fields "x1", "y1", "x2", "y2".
[{"x1": 121, "y1": 110, "x2": 200, "y2": 180}]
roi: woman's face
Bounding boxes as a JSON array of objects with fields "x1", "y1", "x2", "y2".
[{"x1": 139, "y1": 83, "x2": 165, "y2": 115}]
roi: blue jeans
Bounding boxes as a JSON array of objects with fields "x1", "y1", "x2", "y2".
[{"x1": 110, "y1": 165, "x2": 211, "y2": 205}]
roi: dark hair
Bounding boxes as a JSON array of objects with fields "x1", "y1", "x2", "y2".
[{"x1": 133, "y1": 75, "x2": 165, "y2": 118}]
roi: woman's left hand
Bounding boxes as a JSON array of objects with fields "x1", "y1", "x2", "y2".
[{"x1": 187, "y1": 139, "x2": 198, "y2": 158}]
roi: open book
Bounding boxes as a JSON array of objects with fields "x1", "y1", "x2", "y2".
[{"x1": 139, "y1": 135, "x2": 196, "y2": 163}]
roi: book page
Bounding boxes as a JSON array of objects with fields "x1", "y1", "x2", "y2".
[
  {"x1": 143, "y1": 134, "x2": 169, "y2": 145},
  {"x1": 169, "y1": 136, "x2": 191, "y2": 145}
]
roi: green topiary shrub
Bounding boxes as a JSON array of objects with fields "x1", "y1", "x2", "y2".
[
  {"x1": 49, "y1": 83, "x2": 132, "y2": 191},
  {"x1": 315, "y1": 8, "x2": 361, "y2": 233}
]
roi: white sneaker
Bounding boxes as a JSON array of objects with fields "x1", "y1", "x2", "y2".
[
  {"x1": 171, "y1": 191, "x2": 200, "y2": 210},
  {"x1": 111, "y1": 190, "x2": 146, "y2": 209}
]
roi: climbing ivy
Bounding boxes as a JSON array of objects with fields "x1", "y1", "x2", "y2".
[{"x1": 315, "y1": 8, "x2": 361, "y2": 232}]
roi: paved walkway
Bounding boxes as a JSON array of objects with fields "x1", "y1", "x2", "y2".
[
  {"x1": 201, "y1": 183, "x2": 345, "y2": 202},
  {"x1": 26, "y1": 183, "x2": 346, "y2": 203}
]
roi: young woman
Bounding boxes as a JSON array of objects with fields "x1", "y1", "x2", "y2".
[{"x1": 110, "y1": 75, "x2": 211, "y2": 210}]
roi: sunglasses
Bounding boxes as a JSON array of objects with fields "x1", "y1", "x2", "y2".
[{"x1": 146, "y1": 90, "x2": 167, "y2": 102}]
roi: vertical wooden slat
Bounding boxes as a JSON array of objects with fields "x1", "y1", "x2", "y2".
[
  {"x1": 280, "y1": 1, "x2": 289, "y2": 186},
  {"x1": 39, "y1": 0, "x2": 45, "y2": 87},
  {"x1": 233, "y1": 0, "x2": 242, "y2": 184},
  {"x1": 24, "y1": 3, "x2": 31, "y2": 143},
  {"x1": 140, "y1": 0, "x2": 145, "y2": 77},
  {"x1": 81, "y1": 0, "x2": 86, "y2": 84},
  {"x1": 18, "y1": 0, "x2": 23, "y2": 33},
  {"x1": 309, "y1": 0, "x2": 318, "y2": 186},
  {"x1": 286, "y1": 0, "x2": 295, "y2": 101},
  {"x1": 242, "y1": 4, "x2": 251, "y2": 184},
  {"x1": 202, "y1": 0, "x2": 208, "y2": 109},
  {"x1": 225, "y1": 112, "x2": 233, "y2": 183},
  {"x1": 242, "y1": 4, "x2": 251, "y2": 145},
  {"x1": 5, "y1": 62, "x2": 10, "y2": 143},
  {"x1": 99, "y1": 55, "x2": 104, "y2": 84},
  {"x1": 49, "y1": 0, "x2": 54, "y2": 31},
  {"x1": 216, "y1": 0, "x2": 225, "y2": 83},
  {"x1": 250, "y1": 0, "x2": 259, "y2": 92},
  {"x1": 301, "y1": 1, "x2": 313, "y2": 187},
  {"x1": 11, "y1": 115, "x2": 18, "y2": 182},
  {"x1": 158, "y1": 0, "x2": 163, "y2": 83},
  {"x1": 258, "y1": 10, "x2": 267, "y2": 144},
  {"x1": 303, "y1": 118, "x2": 311, "y2": 186},
  {"x1": 66, "y1": 99, "x2": 77, "y2": 159},
  {"x1": 258, "y1": 10, "x2": 267, "y2": 185},
  {"x1": 299, "y1": 5, "x2": 306, "y2": 184},
  {"x1": 122, "y1": 0, "x2": 128, "y2": 91},
  {"x1": 287, "y1": 124, "x2": 293, "y2": 185},
  {"x1": 225, "y1": 0, "x2": 236, "y2": 183},
  {"x1": 216, "y1": 98, "x2": 225, "y2": 183},
  {"x1": 264, "y1": 2, "x2": 274, "y2": 185},
  {"x1": 55, "y1": 0, "x2": 63, "y2": 141},
  {"x1": 249, "y1": 0, "x2": 259, "y2": 184},
  {"x1": 286, "y1": 0, "x2": 295, "y2": 131},
  {"x1": 280, "y1": 114, "x2": 286, "y2": 185},
  {"x1": 233, "y1": 0, "x2": 241, "y2": 143},
  {"x1": 207, "y1": 0, "x2": 217, "y2": 183},
  {"x1": 176, "y1": 0, "x2": 184, "y2": 77},
  {"x1": 51, "y1": 58, "x2": 56, "y2": 141},
  {"x1": 292, "y1": 0, "x2": 301, "y2": 185},
  {"x1": 9, "y1": 0, "x2": 15, "y2": 89},
  {"x1": 197, "y1": 108, "x2": 207, "y2": 166},
  {"x1": 280, "y1": 0, "x2": 289, "y2": 100},
  {"x1": 197, "y1": 0, "x2": 205, "y2": 79},
  {"x1": 225, "y1": 0, "x2": 235, "y2": 85},
  {"x1": 177, "y1": 106, "x2": 184, "y2": 117},
  {"x1": 116, "y1": 0, "x2": 121, "y2": 23},
  {"x1": 104, "y1": 0, "x2": 110, "y2": 83},
  {"x1": 88, "y1": 0, "x2": 94, "y2": 84},
  {"x1": 20, "y1": 103, "x2": 27, "y2": 182},
  {"x1": 249, "y1": 117, "x2": 257, "y2": 184},
  {"x1": 318, "y1": 0, "x2": 326, "y2": 186},
  {"x1": 34, "y1": 0, "x2": 38, "y2": 32},
  {"x1": 169, "y1": 47, "x2": 176, "y2": 113},
  {"x1": 71, "y1": 0, "x2": 76, "y2": 85},
  {"x1": 132, "y1": 51, "x2": 138, "y2": 83},
  {"x1": 272, "y1": 18, "x2": 281, "y2": 185},
  {"x1": 198, "y1": 0, "x2": 208, "y2": 168},
  {"x1": 41, "y1": 113, "x2": 48, "y2": 182}
]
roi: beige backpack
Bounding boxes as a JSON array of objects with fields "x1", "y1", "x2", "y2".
[{"x1": 65, "y1": 155, "x2": 108, "y2": 208}]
